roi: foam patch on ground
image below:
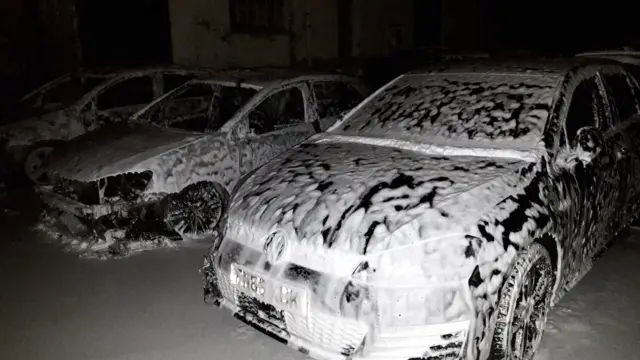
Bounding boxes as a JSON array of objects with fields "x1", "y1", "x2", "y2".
[{"x1": 32, "y1": 211, "x2": 178, "y2": 259}]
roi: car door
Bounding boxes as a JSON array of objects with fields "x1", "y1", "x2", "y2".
[
  {"x1": 310, "y1": 80, "x2": 367, "y2": 131},
  {"x1": 83, "y1": 73, "x2": 161, "y2": 130},
  {"x1": 599, "y1": 68, "x2": 640, "y2": 221},
  {"x1": 560, "y1": 73, "x2": 622, "y2": 275},
  {"x1": 235, "y1": 83, "x2": 318, "y2": 174}
]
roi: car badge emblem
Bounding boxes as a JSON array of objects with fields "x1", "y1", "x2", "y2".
[{"x1": 263, "y1": 230, "x2": 289, "y2": 264}]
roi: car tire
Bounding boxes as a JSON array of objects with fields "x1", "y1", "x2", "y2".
[
  {"x1": 23, "y1": 144, "x2": 57, "y2": 185},
  {"x1": 164, "y1": 181, "x2": 227, "y2": 241},
  {"x1": 491, "y1": 243, "x2": 554, "y2": 360}
]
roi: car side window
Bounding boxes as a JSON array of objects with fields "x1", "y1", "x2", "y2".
[
  {"x1": 214, "y1": 85, "x2": 258, "y2": 131},
  {"x1": 602, "y1": 73, "x2": 640, "y2": 122},
  {"x1": 41, "y1": 76, "x2": 92, "y2": 107},
  {"x1": 163, "y1": 74, "x2": 198, "y2": 93},
  {"x1": 151, "y1": 83, "x2": 215, "y2": 132},
  {"x1": 564, "y1": 78, "x2": 607, "y2": 145},
  {"x1": 96, "y1": 76, "x2": 155, "y2": 110},
  {"x1": 248, "y1": 87, "x2": 305, "y2": 135},
  {"x1": 312, "y1": 81, "x2": 364, "y2": 118},
  {"x1": 173, "y1": 83, "x2": 212, "y2": 101}
]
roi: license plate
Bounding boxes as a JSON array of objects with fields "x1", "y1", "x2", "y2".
[{"x1": 230, "y1": 263, "x2": 309, "y2": 317}]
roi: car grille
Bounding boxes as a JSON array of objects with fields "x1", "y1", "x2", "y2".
[
  {"x1": 236, "y1": 292, "x2": 286, "y2": 329},
  {"x1": 232, "y1": 287, "x2": 367, "y2": 356},
  {"x1": 215, "y1": 262, "x2": 367, "y2": 355},
  {"x1": 217, "y1": 269, "x2": 235, "y2": 301},
  {"x1": 53, "y1": 178, "x2": 100, "y2": 205},
  {"x1": 284, "y1": 308, "x2": 367, "y2": 356},
  {"x1": 52, "y1": 171, "x2": 153, "y2": 206}
]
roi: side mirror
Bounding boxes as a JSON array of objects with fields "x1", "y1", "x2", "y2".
[
  {"x1": 226, "y1": 117, "x2": 250, "y2": 139},
  {"x1": 572, "y1": 126, "x2": 604, "y2": 164},
  {"x1": 555, "y1": 126, "x2": 605, "y2": 169}
]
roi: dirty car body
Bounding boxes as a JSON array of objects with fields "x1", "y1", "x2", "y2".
[
  {"x1": 38, "y1": 72, "x2": 368, "y2": 243},
  {"x1": 203, "y1": 59, "x2": 640, "y2": 360},
  {"x1": 0, "y1": 66, "x2": 213, "y2": 184}
]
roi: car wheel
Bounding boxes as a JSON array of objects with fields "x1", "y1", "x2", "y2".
[
  {"x1": 491, "y1": 243, "x2": 554, "y2": 360},
  {"x1": 24, "y1": 145, "x2": 56, "y2": 185},
  {"x1": 164, "y1": 181, "x2": 225, "y2": 241}
]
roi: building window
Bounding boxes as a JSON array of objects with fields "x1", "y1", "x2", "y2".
[{"x1": 229, "y1": 0, "x2": 285, "y2": 34}]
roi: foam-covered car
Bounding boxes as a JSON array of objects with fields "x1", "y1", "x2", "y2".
[
  {"x1": 0, "y1": 66, "x2": 212, "y2": 184},
  {"x1": 202, "y1": 59, "x2": 640, "y2": 360},
  {"x1": 38, "y1": 71, "x2": 368, "y2": 242},
  {"x1": 576, "y1": 47, "x2": 640, "y2": 66}
]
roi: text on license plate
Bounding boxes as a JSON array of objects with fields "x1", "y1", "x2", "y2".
[{"x1": 230, "y1": 263, "x2": 309, "y2": 316}]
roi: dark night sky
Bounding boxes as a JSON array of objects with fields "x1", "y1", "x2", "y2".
[{"x1": 485, "y1": 0, "x2": 639, "y2": 52}]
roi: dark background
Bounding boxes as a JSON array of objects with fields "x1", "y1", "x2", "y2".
[
  {"x1": 75, "y1": 0, "x2": 172, "y2": 66},
  {"x1": 1, "y1": 0, "x2": 639, "y2": 110},
  {"x1": 483, "y1": 0, "x2": 638, "y2": 53}
]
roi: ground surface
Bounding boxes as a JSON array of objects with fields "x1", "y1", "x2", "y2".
[{"x1": 0, "y1": 190, "x2": 638, "y2": 360}]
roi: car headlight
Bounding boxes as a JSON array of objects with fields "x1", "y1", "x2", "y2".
[
  {"x1": 339, "y1": 275, "x2": 473, "y2": 328},
  {"x1": 376, "y1": 282, "x2": 473, "y2": 327},
  {"x1": 345, "y1": 231, "x2": 481, "y2": 328},
  {"x1": 353, "y1": 233, "x2": 481, "y2": 285}
]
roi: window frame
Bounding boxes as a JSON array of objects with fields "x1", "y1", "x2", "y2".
[
  {"x1": 93, "y1": 74, "x2": 156, "y2": 111},
  {"x1": 162, "y1": 73, "x2": 200, "y2": 94},
  {"x1": 311, "y1": 80, "x2": 366, "y2": 119},
  {"x1": 150, "y1": 82, "x2": 219, "y2": 131},
  {"x1": 245, "y1": 84, "x2": 308, "y2": 136},
  {"x1": 601, "y1": 70, "x2": 640, "y2": 124},
  {"x1": 562, "y1": 74, "x2": 610, "y2": 148}
]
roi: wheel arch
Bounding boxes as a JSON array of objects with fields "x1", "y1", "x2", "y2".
[
  {"x1": 534, "y1": 233, "x2": 562, "y2": 300},
  {"x1": 490, "y1": 240, "x2": 556, "y2": 359},
  {"x1": 209, "y1": 181, "x2": 231, "y2": 208},
  {"x1": 20, "y1": 139, "x2": 68, "y2": 185},
  {"x1": 16, "y1": 139, "x2": 67, "y2": 162},
  {"x1": 165, "y1": 180, "x2": 232, "y2": 240},
  {"x1": 179, "y1": 179, "x2": 231, "y2": 210}
]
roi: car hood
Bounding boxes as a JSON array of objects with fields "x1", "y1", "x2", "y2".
[
  {"x1": 49, "y1": 123, "x2": 206, "y2": 182},
  {"x1": 227, "y1": 135, "x2": 534, "y2": 256}
]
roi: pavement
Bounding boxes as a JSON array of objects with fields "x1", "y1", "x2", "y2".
[{"x1": 0, "y1": 190, "x2": 638, "y2": 360}]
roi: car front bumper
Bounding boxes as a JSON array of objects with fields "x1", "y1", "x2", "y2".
[
  {"x1": 202, "y1": 250, "x2": 472, "y2": 360},
  {"x1": 37, "y1": 185, "x2": 132, "y2": 219}
]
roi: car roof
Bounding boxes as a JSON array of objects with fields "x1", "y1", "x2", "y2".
[
  {"x1": 575, "y1": 50, "x2": 640, "y2": 66},
  {"x1": 190, "y1": 68, "x2": 358, "y2": 89},
  {"x1": 408, "y1": 57, "x2": 625, "y2": 79},
  {"x1": 74, "y1": 64, "x2": 216, "y2": 77}
]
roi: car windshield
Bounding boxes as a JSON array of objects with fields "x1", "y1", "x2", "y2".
[
  {"x1": 332, "y1": 73, "x2": 557, "y2": 150},
  {"x1": 15, "y1": 73, "x2": 110, "y2": 118},
  {"x1": 141, "y1": 81, "x2": 259, "y2": 133}
]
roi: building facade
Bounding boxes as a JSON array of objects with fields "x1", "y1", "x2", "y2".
[{"x1": 169, "y1": 0, "x2": 419, "y2": 69}]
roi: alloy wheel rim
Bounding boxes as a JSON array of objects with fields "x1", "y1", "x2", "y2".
[
  {"x1": 166, "y1": 188, "x2": 222, "y2": 237},
  {"x1": 509, "y1": 261, "x2": 551, "y2": 360}
]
